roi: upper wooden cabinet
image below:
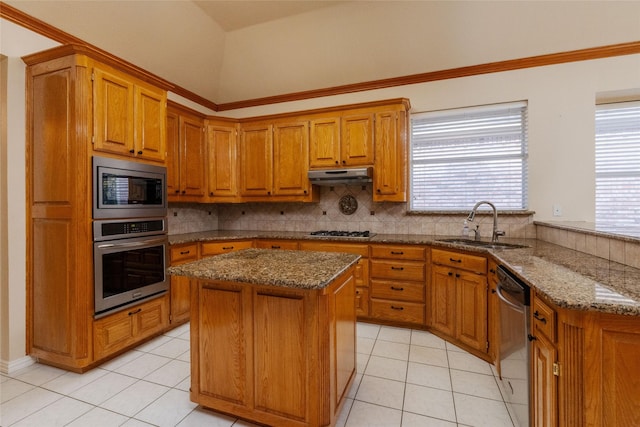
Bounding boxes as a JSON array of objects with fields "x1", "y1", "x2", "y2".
[
  {"x1": 166, "y1": 103, "x2": 206, "y2": 202},
  {"x1": 373, "y1": 110, "x2": 408, "y2": 202},
  {"x1": 309, "y1": 117, "x2": 341, "y2": 168},
  {"x1": 206, "y1": 119, "x2": 239, "y2": 202},
  {"x1": 93, "y1": 65, "x2": 166, "y2": 163},
  {"x1": 341, "y1": 113, "x2": 375, "y2": 166},
  {"x1": 239, "y1": 122, "x2": 273, "y2": 197},
  {"x1": 239, "y1": 120, "x2": 317, "y2": 201}
]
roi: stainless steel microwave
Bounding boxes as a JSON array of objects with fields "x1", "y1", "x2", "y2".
[{"x1": 93, "y1": 156, "x2": 167, "y2": 219}]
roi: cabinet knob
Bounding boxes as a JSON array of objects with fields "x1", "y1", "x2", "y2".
[
  {"x1": 335, "y1": 160, "x2": 339, "y2": 165},
  {"x1": 342, "y1": 160, "x2": 346, "y2": 164},
  {"x1": 129, "y1": 149, "x2": 135, "y2": 154},
  {"x1": 209, "y1": 192, "x2": 214, "y2": 196},
  {"x1": 533, "y1": 311, "x2": 548, "y2": 324},
  {"x1": 181, "y1": 190, "x2": 186, "y2": 194},
  {"x1": 137, "y1": 150, "x2": 143, "y2": 155}
]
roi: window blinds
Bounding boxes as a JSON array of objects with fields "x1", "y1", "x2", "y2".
[
  {"x1": 595, "y1": 101, "x2": 640, "y2": 232},
  {"x1": 410, "y1": 102, "x2": 528, "y2": 211}
]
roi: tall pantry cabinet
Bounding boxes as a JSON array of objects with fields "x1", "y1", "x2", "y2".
[{"x1": 24, "y1": 45, "x2": 169, "y2": 372}]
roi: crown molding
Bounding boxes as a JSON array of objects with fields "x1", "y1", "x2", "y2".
[{"x1": 3, "y1": 2, "x2": 639, "y2": 113}]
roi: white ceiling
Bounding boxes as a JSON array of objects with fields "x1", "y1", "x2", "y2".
[{"x1": 193, "y1": 0, "x2": 347, "y2": 31}]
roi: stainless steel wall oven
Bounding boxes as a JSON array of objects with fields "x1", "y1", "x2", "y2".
[{"x1": 93, "y1": 218, "x2": 169, "y2": 317}]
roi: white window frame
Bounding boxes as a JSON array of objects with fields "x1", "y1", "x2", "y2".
[
  {"x1": 595, "y1": 101, "x2": 640, "y2": 232},
  {"x1": 409, "y1": 102, "x2": 529, "y2": 212}
]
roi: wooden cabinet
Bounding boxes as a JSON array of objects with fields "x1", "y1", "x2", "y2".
[
  {"x1": 239, "y1": 120, "x2": 316, "y2": 201},
  {"x1": 487, "y1": 260, "x2": 500, "y2": 371},
  {"x1": 190, "y1": 266, "x2": 357, "y2": 427},
  {"x1": 169, "y1": 243, "x2": 199, "y2": 325},
  {"x1": 239, "y1": 122, "x2": 273, "y2": 197},
  {"x1": 529, "y1": 292, "x2": 559, "y2": 427},
  {"x1": 24, "y1": 46, "x2": 170, "y2": 371},
  {"x1": 273, "y1": 121, "x2": 312, "y2": 197},
  {"x1": 93, "y1": 64, "x2": 166, "y2": 163},
  {"x1": 93, "y1": 295, "x2": 169, "y2": 361},
  {"x1": 206, "y1": 119, "x2": 239, "y2": 202},
  {"x1": 430, "y1": 249, "x2": 488, "y2": 354},
  {"x1": 298, "y1": 241, "x2": 370, "y2": 317},
  {"x1": 370, "y1": 244, "x2": 426, "y2": 325},
  {"x1": 166, "y1": 103, "x2": 206, "y2": 201},
  {"x1": 308, "y1": 114, "x2": 374, "y2": 168},
  {"x1": 373, "y1": 109, "x2": 408, "y2": 202},
  {"x1": 254, "y1": 240, "x2": 299, "y2": 250},
  {"x1": 200, "y1": 240, "x2": 253, "y2": 257}
]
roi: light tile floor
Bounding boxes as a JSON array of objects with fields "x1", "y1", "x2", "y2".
[{"x1": 1, "y1": 322, "x2": 515, "y2": 427}]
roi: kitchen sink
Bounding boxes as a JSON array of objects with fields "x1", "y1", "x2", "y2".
[{"x1": 436, "y1": 238, "x2": 529, "y2": 249}]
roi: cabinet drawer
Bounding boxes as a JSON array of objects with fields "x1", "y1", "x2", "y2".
[
  {"x1": 200, "y1": 240, "x2": 253, "y2": 256},
  {"x1": 371, "y1": 280, "x2": 424, "y2": 302},
  {"x1": 299, "y1": 241, "x2": 368, "y2": 257},
  {"x1": 93, "y1": 295, "x2": 168, "y2": 360},
  {"x1": 170, "y1": 244, "x2": 198, "y2": 264},
  {"x1": 370, "y1": 260, "x2": 425, "y2": 281},
  {"x1": 255, "y1": 240, "x2": 299, "y2": 250},
  {"x1": 370, "y1": 245, "x2": 426, "y2": 261},
  {"x1": 532, "y1": 295, "x2": 556, "y2": 343},
  {"x1": 431, "y1": 249, "x2": 487, "y2": 274},
  {"x1": 370, "y1": 299, "x2": 425, "y2": 324}
]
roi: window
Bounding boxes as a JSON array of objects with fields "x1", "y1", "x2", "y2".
[
  {"x1": 595, "y1": 101, "x2": 640, "y2": 232},
  {"x1": 410, "y1": 102, "x2": 528, "y2": 211}
]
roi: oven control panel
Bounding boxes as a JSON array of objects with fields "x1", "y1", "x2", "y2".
[{"x1": 93, "y1": 218, "x2": 167, "y2": 241}]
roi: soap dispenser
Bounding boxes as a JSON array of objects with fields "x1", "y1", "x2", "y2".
[{"x1": 462, "y1": 220, "x2": 469, "y2": 237}]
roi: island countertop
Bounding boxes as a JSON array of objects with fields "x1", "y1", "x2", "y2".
[{"x1": 167, "y1": 248, "x2": 360, "y2": 290}]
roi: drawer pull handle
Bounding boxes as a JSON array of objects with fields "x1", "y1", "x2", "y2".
[
  {"x1": 180, "y1": 250, "x2": 191, "y2": 255},
  {"x1": 390, "y1": 286, "x2": 404, "y2": 291},
  {"x1": 222, "y1": 246, "x2": 234, "y2": 250},
  {"x1": 533, "y1": 311, "x2": 547, "y2": 324},
  {"x1": 449, "y1": 257, "x2": 462, "y2": 263},
  {"x1": 391, "y1": 267, "x2": 404, "y2": 271},
  {"x1": 390, "y1": 251, "x2": 404, "y2": 255},
  {"x1": 390, "y1": 305, "x2": 404, "y2": 311},
  {"x1": 271, "y1": 245, "x2": 281, "y2": 249},
  {"x1": 128, "y1": 308, "x2": 142, "y2": 316}
]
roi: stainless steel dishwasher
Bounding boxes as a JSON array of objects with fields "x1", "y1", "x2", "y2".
[{"x1": 497, "y1": 266, "x2": 531, "y2": 427}]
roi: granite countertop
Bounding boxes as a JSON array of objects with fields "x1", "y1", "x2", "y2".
[
  {"x1": 167, "y1": 248, "x2": 360, "y2": 290},
  {"x1": 168, "y1": 230, "x2": 640, "y2": 316}
]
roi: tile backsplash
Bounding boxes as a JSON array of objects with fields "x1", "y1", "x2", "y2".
[
  {"x1": 212, "y1": 185, "x2": 536, "y2": 238},
  {"x1": 167, "y1": 203, "x2": 219, "y2": 234}
]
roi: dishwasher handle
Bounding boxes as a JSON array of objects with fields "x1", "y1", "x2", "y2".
[{"x1": 496, "y1": 283, "x2": 525, "y2": 313}]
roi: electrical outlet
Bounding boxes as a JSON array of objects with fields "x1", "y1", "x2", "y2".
[{"x1": 553, "y1": 205, "x2": 563, "y2": 217}]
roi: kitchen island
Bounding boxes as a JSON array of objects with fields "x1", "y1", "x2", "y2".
[{"x1": 168, "y1": 248, "x2": 360, "y2": 427}]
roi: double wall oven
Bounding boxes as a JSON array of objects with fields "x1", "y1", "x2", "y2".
[{"x1": 92, "y1": 156, "x2": 169, "y2": 317}]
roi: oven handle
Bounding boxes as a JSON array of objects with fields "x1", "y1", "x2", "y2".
[
  {"x1": 96, "y1": 237, "x2": 167, "y2": 249},
  {"x1": 496, "y1": 283, "x2": 525, "y2": 313}
]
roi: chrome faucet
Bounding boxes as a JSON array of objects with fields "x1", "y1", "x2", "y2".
[{"x1": 467, "y1": 201, "x2": 505, "y2": 243}]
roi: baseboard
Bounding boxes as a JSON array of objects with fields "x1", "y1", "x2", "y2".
[{"x1": 0, "y1": 355, "x2": 36, "y2": 375}]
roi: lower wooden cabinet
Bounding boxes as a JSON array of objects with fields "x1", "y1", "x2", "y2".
[
  {"x1": 93, "y1": 295, "x2": 169, "y2": 360},
  {"x1": 429, "y1": 249, "x2": 488, "y2": 354},
  {"x1": 370, "y1": 244, "x2": 426, "y2": 325},
  {"x1": 190, "y1": 267, "x2": 356, "y2": 427},
  {"x1": 169, "y1": 243, "x2": 199, "y2": 325}
]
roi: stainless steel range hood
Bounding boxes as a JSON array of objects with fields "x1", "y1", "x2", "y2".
[{"x1": 308, "y1": 167, "x2": 373, "y2": 186}]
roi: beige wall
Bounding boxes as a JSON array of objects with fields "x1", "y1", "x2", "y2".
[
  {"x1": 0, "y1": 19, "x2": 59, "y2": 372},
  {"x1": 219, "y1": 1, "x2": 640, "y2": 102}
]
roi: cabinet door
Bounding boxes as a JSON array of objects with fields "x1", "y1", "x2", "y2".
[
  {"x1": 273, "y1": 121, "x2": 310, "y2": 196},
  {"x1": 240, "y1": 124, "x2": 273, "y2": 196},
  {"x1": 341, "y1": 113, "x2": 374, "y2": 166},
  {"x1": 373, "y1": 110, "x2": 406, "y2": 202},
  {"x1": 179, "y1": 115, "x2": 206, "y2": 198},
  {"x1": 456, "y1": 271, "x2": 488, "y2": 352},
  {"x1": 532, "y1": 335, "x2": 558, "y2": 427},
  {"x1": 166, "y1": 109, "x2": 180, "y2": 197},
  {"x1": 93, "y1": 66, "x2": 135, "y2": 156},
  {"x1": 135, "y1": 84, "x2": 166, "y2": 162},
  {"x1": 309, "y1": 117, "x2": 340, "y2": 168},
  {"x1": 430, "y1": 264, "x2": 456, "y2": 336},
  {"x1": 207, "y1": 123, "x2": 238, "y2": 199}
]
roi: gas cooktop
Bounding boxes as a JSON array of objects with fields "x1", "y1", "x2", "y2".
[{"x1": 309, "y1": 230, "x2": 375, "y2": 238}]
